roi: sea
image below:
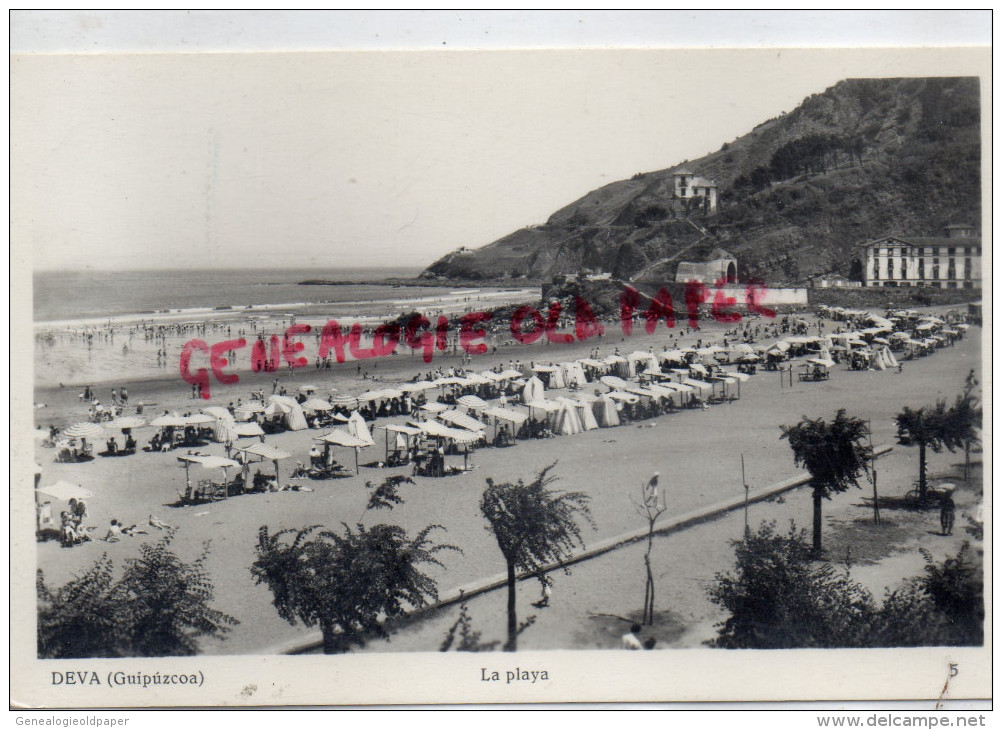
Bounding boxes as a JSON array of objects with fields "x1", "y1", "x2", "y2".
[
  {"x1": 31, "y1": 268, "x2": 540, "y2": 388},
  {"x1": 33, "y1": 267, "x2": 425, "y2": 324}
]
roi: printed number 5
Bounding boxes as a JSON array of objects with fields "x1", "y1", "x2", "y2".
[{"x1": 949, "y1": 663, "x2": 959, "y2": 678}]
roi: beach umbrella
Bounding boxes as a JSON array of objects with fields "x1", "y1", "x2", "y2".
[
  {"x1": 176, "y1": 454, "x2": 242, "y2": 494},
  {"x1": 420, "y1": 402, "x2": 449, "y2": 414},
  {"x1": 302, "y1": 398, "x2": 333, "y2": 411},
  {"x1": 439, "y1": 410, "x2": 486, "y2": 432},
  {"x1": 457, "y1": 395, "x2": 488, "y2": 410},
  {"x1": 298, "y1": 384, "x2": 318, "y2": 394},
  {"x1": 378, "y1": 424, "x2": 423, "y2": 462},
  {"x1": 400, "y1": 381, "x2": 435, "y2": 393},
  {"x1": 150, "y1": 414, "x2": 187, "y2": 428},
  {"x1": 183, "y1": 413, "x2": 215, "y2": 426},
  {"x1": 37, "y1": 480, "x2": 93, "y2": 501},
  {"x1": 332, "y1": 412, "x2": 350, "y2": 422},
  {"x1": 331, "y1": 395, "x2": 359, "y2": 409},
  {"x1": 322, "y1": 429, "x2": 372, "y2": 473},
  {"x1": 107, "y1": 416, "x2": 147, "y2": 434},
  {"x1": 232, "y1": 422, "x2": 265, "y2": 437},
  {"x1": 600, "y1": 375, "x2": 628, "y2": 390},
  {"x1": 62, "y1": 422, "x2": 105, "y2": 440},
  {"x1": 202, "y1": 406, "x2": 233, "y2": 421},
  {"x1": 234, "y1": 442, "x2": 293, "y2": 488}
]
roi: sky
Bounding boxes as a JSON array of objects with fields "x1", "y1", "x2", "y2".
[{"x1": 10, "y1": 12, "x2": 990, "y2": 272}]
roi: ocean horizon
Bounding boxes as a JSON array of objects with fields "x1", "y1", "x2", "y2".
[{"x1": 33, "y1": 266, "x2": 424, "y2": 322}]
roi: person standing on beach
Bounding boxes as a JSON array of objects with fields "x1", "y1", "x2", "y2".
[{"x1": 940, "y1": 492, "x2": 956, "y2": 536}]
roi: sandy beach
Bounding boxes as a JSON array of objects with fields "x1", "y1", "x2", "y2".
[{"x1": 32, "y1": 301, "x2": 983, "y2": 656}]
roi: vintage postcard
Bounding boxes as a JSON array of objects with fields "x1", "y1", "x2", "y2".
[{"x1": 10, "y1": 42, "x2": 991, "y2": 707}]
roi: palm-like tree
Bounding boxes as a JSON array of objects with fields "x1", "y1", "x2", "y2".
[
  {"x1": 951, "y1": 370, "x2": 983, "y2": 483},
  {"x1": 251, "y1": 522, "x2": 457, "y2": 654},
  {"x1": 480, "y1": 463, "x2": 594, "y2": 651},
  {"x1": 895, "y1": 399, "x2": 953, "y2": 503},
  {"x1": 781, "y1": 410, "x2": 872, "y2": 554}
]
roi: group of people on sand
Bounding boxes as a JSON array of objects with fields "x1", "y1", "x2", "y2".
[{"x1": 60, "y1": 503, "x2": 173, "y2": 548}]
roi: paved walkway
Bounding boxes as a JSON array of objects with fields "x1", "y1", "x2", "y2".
[{"x1": 269, "y1": 444, "x2": 893, "y2": 654}]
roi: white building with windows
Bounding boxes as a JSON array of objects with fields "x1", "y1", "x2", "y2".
[
  {"x1": 673, "y1": 169, "x2": 718, "y2": 212},
  {"x1": 857, "y1": 225, "x2": 982, "y2": 289}
]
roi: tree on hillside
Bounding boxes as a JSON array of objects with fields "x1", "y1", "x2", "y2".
[
  {"x1": 37, "y1": 532, "x2": 237, "y2": 658},
  {"x1": 895, "y1": 399, "x2": 955, "y2": 503},
  {"x1": 480, "y1": 464, "x2": 594, "y2": 651},
  {"x1": 781, "y1": 410, "x2": 872, "y2": 554},
  {"x1": 252, "y1": 522, "x2": 457, "y2": 654}
]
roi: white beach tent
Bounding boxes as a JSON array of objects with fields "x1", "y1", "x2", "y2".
[
  {"x1": 548, "y1": 367, "x2": 566, "y2": 389},
  {"x1": 574, "y1": 399, "x2": 600, "y2": 430},
  {"x1": 552, "y1": 400, "x2": 583, "y2": 436},
  {"x1": 560, "y1": 361, "x2": 588, "y2": 388},
  {"x1": 202, "y1": 406, "x2": 236, "y2": 442},
  {"x1": 592, "y1": 395, "x2": 620, "y2": 428},
  {"x1": 522, "y1": 376, "x2": 546, "y2": 404},
  {"x1": 628, "y1": 351, "x2": 660, "y2": 376},
  {"x1": 267, "y1": 395, "x2": 308, "y2": 431},
  {"x1": 346, "y1": 411, "x2": 376, "y2": 446}
]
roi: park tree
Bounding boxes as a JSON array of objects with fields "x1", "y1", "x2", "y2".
[
  {"x1": 252, "y1": 522, "x2": 457, "y2": 654},
  {"x1": 118, "y1": 532, "x2": 239, "y2": 656},
  {"x1": 781, "y1": 409, "x2": 872, "y2": 554},
  {"x1": 709, "y1": 524, "x2": 984, "y2": 649},
  {"x1": 439, "y1": 597, "x2": 502, "y2": 653},
  {"x1": 480, "y1": 463, "x2": 594, "y2": 651},
  {"x1": 707, "y1": 522, "x2": 875, "y2": 648},
  {"x1": 37, "y1": 556, "x2": 128, "y2": 658},
  {"x1": 895, "y1": 399, "x2": 955, "y2": 503},
  {"x1": 37, "y1": 532, "x2": 237, "y2": 658},
  {"x1": 630, "y1": 472, "x2": 667, "y2": 626},
  {"x1": 950, "y1": 370, "x2": 982, "y2": 482}
]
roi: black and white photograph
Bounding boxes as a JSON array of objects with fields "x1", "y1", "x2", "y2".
[{"x1": 10, "y1": 11, "x2": 991, "y2": 708}]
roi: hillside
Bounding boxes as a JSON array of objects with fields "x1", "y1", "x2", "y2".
[{"x1": 421, "y1": 77, "x2": 981, "y2": 285}]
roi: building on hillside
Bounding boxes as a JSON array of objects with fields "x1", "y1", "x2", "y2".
[
  {"x1": 857, "y1": 224, "x2": 982, "y2": 289},
  {"x1": 806, "y1": 273, "x2": 862, "y2": 289},
  {"x1": 673, "y1": 169, "x2": 718, "y2": 213},
  {"x1": 675, "y1": 248, "x2": 737, "y2": 284}
]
